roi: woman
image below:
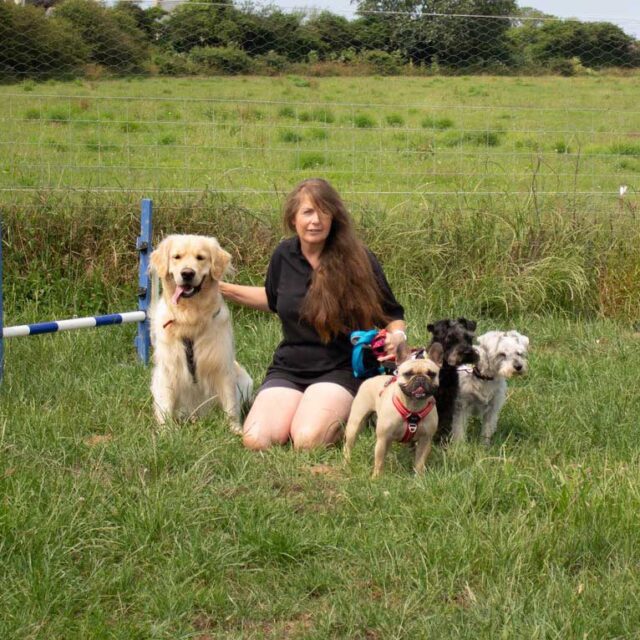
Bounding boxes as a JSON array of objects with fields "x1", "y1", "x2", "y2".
[{"x1": 220, "y1": 178, "x2": 406, "y2": 450}]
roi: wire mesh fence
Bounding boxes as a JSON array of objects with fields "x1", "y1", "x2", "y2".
[{"x1": 0, "y1": 0, "x2": 639, "y2": 214}]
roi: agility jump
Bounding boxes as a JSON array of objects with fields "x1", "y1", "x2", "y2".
[{"x1": 0, "y1": 199, "x2": 154, "y2": 382}]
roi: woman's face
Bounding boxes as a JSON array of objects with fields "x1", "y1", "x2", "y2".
[{"x1": 293, "y1": 194, "x2": 332, "y2": 248}]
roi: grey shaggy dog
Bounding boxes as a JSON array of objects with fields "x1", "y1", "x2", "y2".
[{"x1": 452, "y1": 330, "x2": 529, "y2": 445}]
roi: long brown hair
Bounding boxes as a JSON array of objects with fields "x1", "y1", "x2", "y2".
[{"x1": 283, "y1": 178, "x2": 390, "y2": 342}]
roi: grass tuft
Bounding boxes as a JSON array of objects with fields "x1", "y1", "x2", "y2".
[
  {"x1": 279, "y1": 129, "x2": 303, "y2": 143},
  {"x1": 353, "y1": 113, "x2": 376, "y2": 128},
  {"x1": 295, "y1": 152, "x2": 328, "y2": 169}
]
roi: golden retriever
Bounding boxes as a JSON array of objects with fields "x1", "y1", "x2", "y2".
[{"x1": 149, "y1": 234, "x2": 252, "y2": 432}]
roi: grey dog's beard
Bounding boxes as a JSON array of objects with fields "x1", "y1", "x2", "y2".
[{"x1": 399, "y1": 376, "x2": 435, "y2": 399}]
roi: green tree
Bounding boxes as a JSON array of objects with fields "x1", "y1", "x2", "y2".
[
  {"x1": 511, "y1": 18, "x2": 638, "y2": 68},
  {"x1": 353, "y1": 0, "x2": 518, "y2": 67},
  {"x1": 56, "y1": 0, "x2": 148, "y2": 71},
  {"x1": 304, "y1": 11, "x2": 357, "y2": 58},
  {"x1": 112, "y1": 2, "x2": 166, "y2": 42},
  {"x1": 160, "y1": 0, "x2": 242, "y2": 53},
  {"x1": 0, "y1": 2, "x2": 89, "y2": 78},
  {"x1": 233, "y1": 8, "x2": 322, "y2": 61}
]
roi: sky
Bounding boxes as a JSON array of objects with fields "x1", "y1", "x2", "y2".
[{"x1": 271, "y1": 0, "x2": 640, "y2": 38}]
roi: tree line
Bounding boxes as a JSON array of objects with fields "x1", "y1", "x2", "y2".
[{"x1": 1, "y1": 0, "x2": 638, "y2": 79}]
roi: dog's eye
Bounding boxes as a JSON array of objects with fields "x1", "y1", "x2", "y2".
[
  {"x1": 172, "y1": 254, "x2": 181, "y2": 260},
  {"x1": 196, "y1": 255, "x2": 205, "y2": 261},
  {"x1": 404, "y1": 370, "x2": 414, "y2": 377},
  {"x1": 498, "y1": 352, "x2": 506, "y2": 358},
  {"x1": 427, "y1": 371, "x2": 436, "y2": 379}
]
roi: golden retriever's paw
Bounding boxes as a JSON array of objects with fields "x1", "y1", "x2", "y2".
[{"x1": 229, "y1": 422, "x2": 244, "y2": 436}]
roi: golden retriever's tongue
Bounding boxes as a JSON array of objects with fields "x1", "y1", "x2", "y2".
[{"x1": 171, "y1": 286, "x2": 186, "y2": 305}]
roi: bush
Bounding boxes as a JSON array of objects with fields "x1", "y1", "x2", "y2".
[
  {"x1": 255, "y1": 50, "x2": 289, "y2": 74},
  {"x1": 151, "y1": 51, "x2": 198, "y2": 76},
  {"x1": 547, "y1": 57, "x2": 576, "y2": 77},
  {"x1": 188, "y1": 46, "x2": 253, "y2": 75},
  {"x1": 513, "y1": 19, "x2": 639, "y2": 70},
  {"x1": 361, "y1": 50, "x2": 402, "y2": 75},
  {"x1": 0, "y1": 3, "x2": 89, "y2": 79}
]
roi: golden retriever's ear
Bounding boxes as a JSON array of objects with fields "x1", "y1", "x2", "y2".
[
  {"x1": 209, "y1": 238, "x2": 232, "y2": 281},
  {"x1": 150, "y1": 236, "x2": 172, "y2": 279}
]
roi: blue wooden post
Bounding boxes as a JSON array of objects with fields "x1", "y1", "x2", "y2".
[
  {"x1": 135, "y1": 199, "x2": 153, "y2": 364},
  {"x1": 0, "y1": 218, "x2": 4, "y2": 383}
]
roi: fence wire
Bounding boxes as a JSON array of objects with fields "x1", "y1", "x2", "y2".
[{"x1": 0, "y1": 0, "x2": 639, "y2": 212}]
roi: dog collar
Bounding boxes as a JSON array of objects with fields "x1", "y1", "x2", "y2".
[
  {"x1": 392, "y1": 395, "x2": 435, "y2": 443},
  {"x1": 162, "y1": 307, "x2": 222, "y2": 331},
  {"x1": 472, "y1": 366, "x2": 495, "y2": 381},
  {"x1": 457, "y1": 364, "x2": 494, "y2": 381}
]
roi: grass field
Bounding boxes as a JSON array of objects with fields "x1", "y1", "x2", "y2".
[
  {"x1": 2, "y1": 74, "x2": 640, "y2": 202},
  {"x1": 2, "y1": 310, "x2": 640, "y2": 638},
  {"x1": 1, "y1": 73, "x2": 640, "y2": 637}
]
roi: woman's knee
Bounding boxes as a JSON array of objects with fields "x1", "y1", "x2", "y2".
[
  {"x1": 291, "y1": 422, "x2": 343, "y2": 450},
  {"x1": 242, "y1": 420, "x2": 290, "y2": 450}
]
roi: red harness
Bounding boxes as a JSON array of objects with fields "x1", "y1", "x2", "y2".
[{"x1": 381, "y1": 377, "x2": 436, "y2": 443}]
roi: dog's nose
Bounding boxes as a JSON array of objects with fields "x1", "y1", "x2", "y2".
[
  {"x1": 181, "y1": 269, "x2": 195, "y2": 282},
  {"x1": 514, "y1": 362, "x2": 523, "y2": 371}
]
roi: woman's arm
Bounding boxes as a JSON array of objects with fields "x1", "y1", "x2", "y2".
[{"x1": 219, "y1": 282, "x2": 271, "y2": 312}]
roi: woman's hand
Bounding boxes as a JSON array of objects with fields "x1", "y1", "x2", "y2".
[{"x1": 379, "y1": 321, "x2": 407, "y2": 361}]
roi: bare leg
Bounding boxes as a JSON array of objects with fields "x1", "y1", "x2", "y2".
[
  {"x1": 242, "y1": 387, "x2": 302, "y2": 450},
  {"x1": 290, "y1": 383, "x2": 354, "y2": 450}
]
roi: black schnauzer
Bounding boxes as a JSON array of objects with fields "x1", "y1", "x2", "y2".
[{"x1": 427, "y1": 317, "x2": 479, "y2": 444}]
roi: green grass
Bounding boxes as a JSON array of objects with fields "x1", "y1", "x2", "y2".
[
  {"x1": 279, "y1": 129, "x2": 303, "y2": 143},
  {"x1": 1, "y1": 72, "x2": 640, "y2": 635},
  {"x1": 1, "y1": 312, "x2": 640, "y2": 637},
  {"x1": 1, "y1": 74, "x2": 639, "y2": 204}
]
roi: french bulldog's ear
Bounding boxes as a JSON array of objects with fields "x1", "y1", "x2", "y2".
[
  {"x1": 149, "y1": 235, "x2": 172, "y2": 279},
  {"x1": 396, "y1": 341, "x2": 411, "y2": 365},
  {"x1": 427, "y1": 342, "x2": 444, "y2": 367}
]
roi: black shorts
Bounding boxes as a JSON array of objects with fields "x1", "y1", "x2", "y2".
[{"x1": 259, "y1": 368, "x2": 362, "y2": 397}]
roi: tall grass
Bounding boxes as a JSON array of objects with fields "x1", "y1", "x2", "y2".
[{"x1": 2, "y1": 191, "x2": 638, "y2": 322}]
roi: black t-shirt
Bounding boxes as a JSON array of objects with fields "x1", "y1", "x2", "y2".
[{"x1": 265, "y1": 236, "x2": 404, "y2": 377}]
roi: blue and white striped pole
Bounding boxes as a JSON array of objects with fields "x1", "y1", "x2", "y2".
[{"x1": 2, "y1": 311, "x2": 146, "y2": 338}]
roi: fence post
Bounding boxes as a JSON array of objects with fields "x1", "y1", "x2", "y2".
[
  {"x1": 135, "y1": 199, "x2": 153, "y2": 365},
  {"x1": 0, "y1": 218, "x2": 4, "y2": 383}
]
